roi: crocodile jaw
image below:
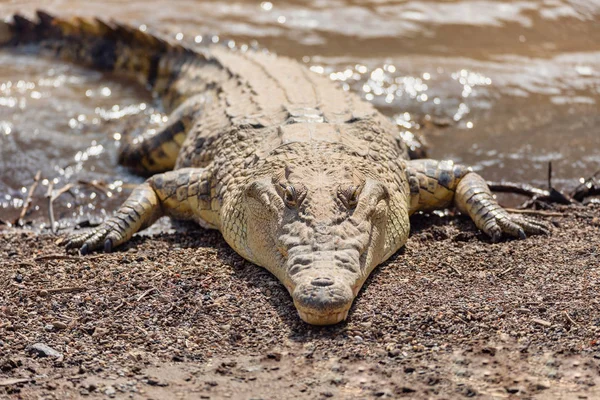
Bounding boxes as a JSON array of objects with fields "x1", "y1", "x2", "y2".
[
  {"x1": 280, "y1": 216, "x2": 379, "y2": 325},
  {"x1": 296, "y1": 307, "x2": 351, "y2": 326},
  {"x1": 288, "y1": 264, "x2": 359, "y2": 325}
]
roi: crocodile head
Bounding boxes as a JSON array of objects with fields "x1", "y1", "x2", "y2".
[{"x1": 242, "y1": 160, "x2": 396, "y2": 325}]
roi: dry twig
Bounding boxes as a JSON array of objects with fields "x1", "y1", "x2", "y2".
[
  {"x1": 505, "y1": 209, "x2": 564, "y2": 217},
  {"x1": 46, "y1": 181, "x2": 56, "y2": 233},
  {"x1": 77, "y1": 179, "x2": 109, "y2": 195},
  {"x1": 488, "y1": 163, "x2": 576, "y2": 209},
  {"x1": 53, "y1": 182, "x2": 75, "y2": 199},
  {"x1": 136, "y1": 287, "x2": 157, "y2": 302},
  {"x1": 17, "y1": 170, "x2": 41, "y2": 225},
  {"x1": 532, "y1": 318, "x2": 552, "y2": 327},
  {"x1": 47, "y1": 182, "x2": 76, "y2": 234},
  {"x1": 0, "y1": 378, "x2": 30, "y2": 386},
  {"x1": 487, "y1": 181, "x2": 550, "y2": 198},
  {"x1": 571, "y1": 169, "x2": 600, "y2": 202},
  {"x1": 498, "y1": 266, "x2": 515, "y2": 277},
  {"x1": 563, "y1": 311, "x2": 579, "y2": 326},
  {"x1": 449, "y1": 265, "x2": 463, "y2": 277},
  {"x1": 136, "y1": 325, "x2": 149, "y2": 336},
  {"x1": 34, "y1": 254, "x2": 102, "y2": 262},
  {"x1": 18, "y1": 261, "x2": 36, "y2": 268},
  {"x1": 39, "y1": 287, "x2": 87, "y2": 295}
]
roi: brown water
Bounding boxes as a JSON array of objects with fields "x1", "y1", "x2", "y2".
[{"x1": 1, "y1": 0, "x2": 599, "y2": 229}]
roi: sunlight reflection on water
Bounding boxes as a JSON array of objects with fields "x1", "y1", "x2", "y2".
[{"x1": 0, "y1": 0, "x2": 599, "y2": 227}]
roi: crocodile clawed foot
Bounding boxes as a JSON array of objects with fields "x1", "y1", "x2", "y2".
[
  {"x1": 65, "y1": 220, "x2": 122, "y2": 254},
  {"x1": 486, "y1": 212, "x2": 552, "y2": 242},
  {"x1": 64, "y1": 179, "x2": 167, "y2": 255},
  {"x1": 512, "y1": 215, "x2": 552, "y2": 235}
]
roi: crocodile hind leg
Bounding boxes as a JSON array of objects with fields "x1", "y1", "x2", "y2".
[
  {"x1": 67, "y1": 167, "x2": 215, "y2": 254},
  {"x1": 406, "y1": 159, "x2": 551, "y2": 241},
  {"x1": 119, "y1": 96, "x2": 205, "y2": 174}
]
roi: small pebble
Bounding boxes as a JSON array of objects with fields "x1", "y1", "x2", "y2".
[
  {"x1": 104, "y1": 386, "x2": 116, "y2": 397},
  {"x1": 147, "y1": 378, "x2": 169, "y2": 387},
  {"x1": 28, "y1": 343, "x2": 62, "y2": 359},
  {"x1": 53, "y1": 321, "x2": 68, "y2": 330}
]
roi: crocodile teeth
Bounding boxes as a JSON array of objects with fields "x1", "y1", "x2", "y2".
[{"x1": 297, "y1": 308, "x2": 350, "y2": 326}]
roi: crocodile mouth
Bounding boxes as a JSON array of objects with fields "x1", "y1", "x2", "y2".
[
  {"x1": 280, "y1": 227, "x2": 369, "y2": 325},
  {"x1": 296, "y1": 306, "x2": 351, "y2": 325},
  {"x1": 291, "y1": 276, "x2": 356, "y2": 325}
]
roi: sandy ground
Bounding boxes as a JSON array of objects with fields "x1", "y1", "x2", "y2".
[{"x1": 1, "y1": 205, "x2": 600, "y2": 399}]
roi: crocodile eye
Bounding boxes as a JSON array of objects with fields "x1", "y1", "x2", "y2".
[
  {"x1": 278, "y1": 184, "x2": 303, "y2": 208},
  {"x1": 348, "y1": 189, "x2": 359, "y2": 208},
  {"x1": 283, "y1": 185, "x2": 297, "y2": 207},
  {"x1": 340, "y1": 185, "x2": 362, "y2": 209}
]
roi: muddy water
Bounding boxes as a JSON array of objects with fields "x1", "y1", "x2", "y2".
[{"x1": 0, "y1": 0, "x2": 599, "y2": 229}]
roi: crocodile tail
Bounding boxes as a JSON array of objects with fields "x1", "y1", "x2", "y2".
[{"x1": 0, "y1": 10, "x2": 198, "y2": 92}]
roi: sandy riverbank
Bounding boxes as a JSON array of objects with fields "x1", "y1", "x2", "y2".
[{"x1": 1, "y1": 206, "x2": 599, "y2": 399}]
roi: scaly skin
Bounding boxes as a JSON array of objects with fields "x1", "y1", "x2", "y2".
[{"x1": 2, "y1": 11, "x2": 551, "y2": 325}]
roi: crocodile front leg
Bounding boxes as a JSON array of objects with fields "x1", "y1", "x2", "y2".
[
  {"x1": 406, "y1": 159, "x2": 551, "y2": 241},
  {"x1": 67, "y1": 167, "x2": 214, "y2": 254}
]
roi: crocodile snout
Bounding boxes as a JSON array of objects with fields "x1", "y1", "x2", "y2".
[
  {"x1": 310, "y1": 277, "x2": 334, "y2": 287},
  {"x1": 279, "y1": 222, "x2": 371, "y2": 325},
  {"x1": 292, "y1": 275, "x2": 355, "y2": 325}
]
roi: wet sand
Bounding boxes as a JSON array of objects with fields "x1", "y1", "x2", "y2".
[{"x1": 1, "y1": 206, "x2": 600, "y2": 399}]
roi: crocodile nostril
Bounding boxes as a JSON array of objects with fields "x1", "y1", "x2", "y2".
[{"x1": 311, "y1": 277, "x2": 334, "y2": 287}]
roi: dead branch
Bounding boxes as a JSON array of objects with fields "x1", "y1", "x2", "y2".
[
  {"x1": 46, "y1": 182, "x2": 76, "y2": 234},
  {"x1": 487, "y1": 181, "x2": 550, "y2": 198},
  {"x1": 16, "y1": 170, "x2": 41, "y2": 225},
  {"x1": 489, "y1": 162, "x2": 577, "y2": 207},
  {"x1": 41, "y1": 287, "x2": 87, "y2": 295},
  {"x1": 497, "y1": 266, "x2": 516, "y2": 277},
  {"x1": 53, "y1": 183, "x2": 75, "y2": 200},
  {"x1": 137, "y1": 287, "x2": 158, "y2": 302},
  {"x1": 46, "y1": 181, "x2": 56, "y2": 234},
  {"x1": 532, "y1": 318, "x2": 552, "y2": 327},
  {"x1": 505, "y1": 208, "x2": 564, "y2": 217},
  {"x1": 77, "y1": 179, "x2": 109, "y2": 195},
  {"x1": 571, "y1": 169, "x2": 600, "y2": 202},
  {"x1": 34, "y1": 254, "x2": 102, "y2": 262},
  {"x1": 0, "y1": 378, "x2": 30, "y2": 386},
  {"x1": 563, "y1": 311, "x2": 579, "y2": 326},
  {"x1": 487, "y1": 181, "x2": 571, "y2": 206}
]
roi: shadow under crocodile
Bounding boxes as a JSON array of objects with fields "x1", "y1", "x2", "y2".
[{"x1": 68, "y1": 211, "x2": 491, "y2": 342}]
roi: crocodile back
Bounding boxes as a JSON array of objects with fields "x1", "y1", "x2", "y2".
[{"x1": 175, "y1": 47, "x2": 409, "y2": 171}]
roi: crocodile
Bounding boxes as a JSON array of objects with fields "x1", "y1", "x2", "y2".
[{"x1": 1, "y1": 11, "x2": 550, "y2": 325}]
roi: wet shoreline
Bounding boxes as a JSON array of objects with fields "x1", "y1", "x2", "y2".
[{"x1": 1, "y1": 1, "x2": 599, "y2": 227}]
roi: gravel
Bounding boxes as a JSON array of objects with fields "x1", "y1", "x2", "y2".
[{"x1": 1, "y1": 205, "x2": 599, "y2": 399}]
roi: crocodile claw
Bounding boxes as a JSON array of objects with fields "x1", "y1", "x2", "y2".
[
  {"x1": 65, "y1": 218, "x2": 125, "y2": 254},
  {"x1": 485, "y1": 212, "x2": 552, "y2": 242},
  {"x1": 104, "y1": 238, "x2": 113, "y2": 253}
]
